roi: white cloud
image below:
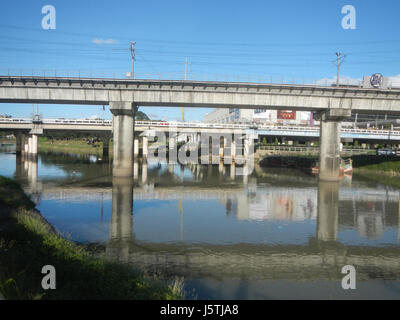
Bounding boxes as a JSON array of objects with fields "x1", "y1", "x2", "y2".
[
  {"x1": 315, "y1": 75, "x2": 362, "y2": 86},
  {"x1": 92, "y1": 38, "x2": 118, "y2": 45},
  {"x1": 386, "y1": 74, "x2": 400, "y2": 87},
  {"x1": 314, "y1": 74, "x2": 400, "y2": 88}
]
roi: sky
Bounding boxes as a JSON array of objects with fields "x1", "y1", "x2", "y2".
[{"x1": 1, "y1": 0, "x2": 400, "y2": 121}]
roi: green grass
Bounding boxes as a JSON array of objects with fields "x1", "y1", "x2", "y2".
[
  {"x1": 0, "y1": 176, "x2": 183, "y2": 300},
  {"x1": 0, "y1": 176, "x2": 35, "y2": 209},
  {"x1": 38, "y1": 138, "x2": 113, "y2": 156},
  {"x1": 352, "y1": 155, "x2": 400, "y2": 175}
]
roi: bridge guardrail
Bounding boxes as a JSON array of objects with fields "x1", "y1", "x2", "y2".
[{"x1": 2, "y1": 118, "x2": 400, "y2": 137}]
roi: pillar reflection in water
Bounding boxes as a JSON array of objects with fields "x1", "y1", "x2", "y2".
[
  {"x1": 133, "y1": 160, "x2": 138, "y2": 180},
  {"x1": 317, "y1": 181, "x2": 339, "y2": 242},
  {"x1": 15, "y1": 154, "x2": 23, "y2": 178},
  {"x1": 230, "y1": 162, "x2": 236, "y2": 180},
  {"x1": 107, "y1": 177, "x2": 134, "y2": 263},
  {"x1": 142, "y1": 161, "x2": 147, "y2": 184},
  {"x1": 27, "y1": 158, "x2": 38, "y2": 191}
]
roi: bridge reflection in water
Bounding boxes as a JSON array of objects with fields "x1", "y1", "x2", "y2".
[
  {"x1": 11, "y1": 152, "x2": 400, "y2": 298},
  {"x1": 102, "y1": 176, "x2": 400, "y2": 284}
]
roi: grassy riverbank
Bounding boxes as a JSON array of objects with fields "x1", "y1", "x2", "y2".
[
  {"x1": 38, "y1": 137, "x2": 113, "y2": 156},
  {"x1": 351, "y1": 155, "x2": 400, "y2": 174},
  {"x1": 0, "y1": 176, "x2": 183, "y2": 300}
]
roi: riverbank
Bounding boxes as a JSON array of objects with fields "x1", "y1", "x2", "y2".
[
  {"x1": 38, "y1": 137, "x2": 113, "y2": 156},
  {"x1": 0, "y1": 176, "x2": 183, "y2": 300},
  {"x1": 259, "y1": 154, "x2": 400, "y2": 188}
]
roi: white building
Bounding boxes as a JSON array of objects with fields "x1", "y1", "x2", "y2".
[
  {"x1": 204, "y1": 108, "x2": 312, "y2": 126},
  {"x1": 204, "y1": 108, "x2": 254, "y2": 124}
]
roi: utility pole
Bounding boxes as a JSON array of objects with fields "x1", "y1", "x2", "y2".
[
  {"x1": 181, "y1": 57, "x2": 191, "y2": 121},
  {"x1": 335, "y1": 52, "x2": 346, "y2": 87},
  {"x1": 129, "y1": 41, "x2": 136, "y2": 79}
]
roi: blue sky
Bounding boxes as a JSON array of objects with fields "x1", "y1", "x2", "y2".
[{"x1": 1, "y1": 0, "x2": 400, "y2": 120}]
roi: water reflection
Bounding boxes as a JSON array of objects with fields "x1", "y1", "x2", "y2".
[
  {"x1": 2, "y1": 148, "x2": 400, "y2": 298},
  {"x1": 317, "y1": 181, "x2": 339, "y2": 242},
  {"x1": 107, "y1": 177, "x2": 134, "y2": 263}
]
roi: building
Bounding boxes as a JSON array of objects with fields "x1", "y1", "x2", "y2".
[
  {"x1": 204, "y1": 108, "x2": 312, "y2": 126},
  {"x1": 204, "y1": 108, "x2": 254, "y2": 124}
]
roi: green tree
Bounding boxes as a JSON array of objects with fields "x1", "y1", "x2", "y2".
[
  {"x1": 262, "y1": 137, "x2": 267, "y2": 146},
  {"x1": 274, "y1": 137, "x2": 279, "y2": 146},
  {"x1": 135, "y1": 111, "x2": 150, "y2": 120}
]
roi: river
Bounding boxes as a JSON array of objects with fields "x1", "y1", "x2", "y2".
[{"x1": 1, "y1": 146, "x2": 400, "y2": 299}]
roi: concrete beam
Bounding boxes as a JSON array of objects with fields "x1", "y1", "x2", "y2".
[
  {"x1": 315, "y1": 108, "x2": 352, "y2": 121},
  {"x1": 2, "y1": 77, "x2": 400, "y2": 114}
]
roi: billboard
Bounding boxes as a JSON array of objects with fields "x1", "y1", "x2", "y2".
[{"x1": 277, "y1": 110, "x2": 296, "y2": 120}]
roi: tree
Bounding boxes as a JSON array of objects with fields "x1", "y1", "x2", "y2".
[
  {"x1": 262, "y1": 137, "x2": 267, "y2": 146},
  {"x1": 135, "y1": 111, "x2": 150, "y2": 120}
]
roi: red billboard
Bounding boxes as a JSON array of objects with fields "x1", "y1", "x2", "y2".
[{"x1": 277, "y1": 110, "x2": 296, "y2": 120}]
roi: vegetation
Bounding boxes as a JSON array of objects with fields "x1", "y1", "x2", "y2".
[
  {"x1": 135, "y1": 111, "x2": 150, "y2": 121},
  {"x1": 0, "y1": 176, "x2": 183, "y2": 300},
  {"x1": 38, "y1": 137, "x2": 112, "y2": 156},
  {"x1": 352, "y1": 154, "x2": 400, "y2": 175}
]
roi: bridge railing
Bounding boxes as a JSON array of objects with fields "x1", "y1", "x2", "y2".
[
  {"x1": 0, "y1": 68, "x2": 370, "y2": 87},
  {"x1": 258, "y1": 145, "x2": 375, "y2": 155},
  {"x1": 2, "y1": 117, "x2": 400, "y2": 136}
]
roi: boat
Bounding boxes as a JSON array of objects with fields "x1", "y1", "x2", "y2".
[{"x1": 311, "y1": 158, "x2": 353, "y2": 176}]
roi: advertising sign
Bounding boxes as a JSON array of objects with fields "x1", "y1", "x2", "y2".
[{"x1": 277, "y1": 110, "x2": 296, "y2": 120}]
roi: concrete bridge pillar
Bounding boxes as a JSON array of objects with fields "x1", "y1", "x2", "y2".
[
  {"x1": 318, "y1": 109, "x2": 351, "y2": 181},
  {"x1": 134, "y1": 138, "x2": 139, "y2": 157},
  {"x1": 169, "y1": 135, "x2": 176, "y2": 150},
  {"x1": 28, "y1": 136, "x2": 33, "y2": 155},
  {"x1": 133, "y1": 160, "x2": 139, "y2": 180},
  {"x1": 219, "y1": 137, "x2": 227, "y2": 158},
  {"x1": 23, "y1": 134, "x2": 29, "y2": 154},
  {"x1": 231, "y1": 140, "x2": 236, "y2": 160},
  {"x1": 15, "y1": 133, "x2": 25, "y2": 155},
  {"x1": 142, "y1": 136, "x2": 148, "y2": 159},
  {"x1": 110, "y1": 102, "x2": 135, "y2": 177},
  {"x1": 196, "y1": 133, "x2": 201, "y2": 145},
  {"x1": 101, "y1": 136, "x2": 110, "y2": 159},
  {"x1": 31, "y1": 134, "x2": 38, "y2": 158},
  {"x1": 244, "y1": 138, "x2": 250, "y2": 157},
  {"x1": 219, "y1": 161, "x2": 224, "y2": 173},
  {"x1": 317, "y1": 181, "x2": 339, "y2": 242}
]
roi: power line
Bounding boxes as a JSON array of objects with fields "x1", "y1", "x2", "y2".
[{"x1": 129, "y1": 41, "x2": 136, "y2": 79}]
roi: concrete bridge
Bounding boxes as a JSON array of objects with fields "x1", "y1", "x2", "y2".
[
  {"x1": 2, "y1": 117, "x2": 400, "y2": 141},
  {"x1": 2, "y1": 75, "x2": 400, "y2": 180},
  {"x1": 103, "y1": 177, "x2": 400, "y2": 282},
  {"x1": 11, "y1": 154, "x2": 400, "y2": 282},
  {"x1": 2, "y1": 117, "x2": 400, "y2": 162}
]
